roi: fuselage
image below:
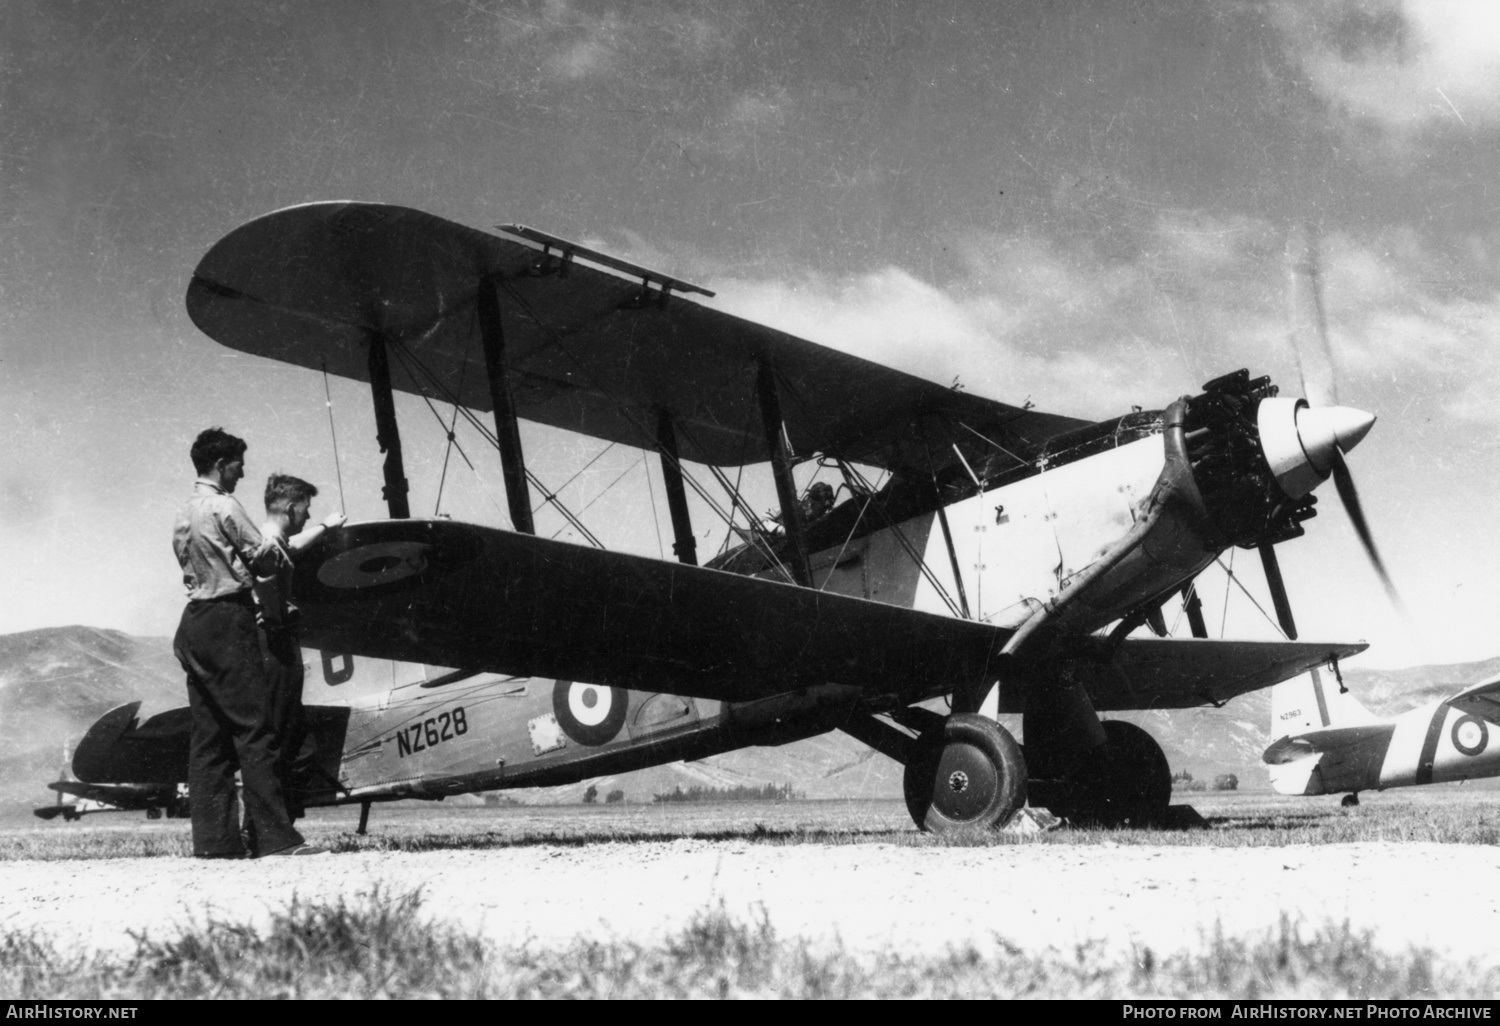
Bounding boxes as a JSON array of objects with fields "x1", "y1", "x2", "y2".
[{"x1": 1269, "y1": 699, "x2": 1500, "y2": 796}]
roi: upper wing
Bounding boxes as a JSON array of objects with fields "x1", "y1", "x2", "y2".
[
  {"x1": 294, "y1": 519, "x2": 1365, "y2": 711},
  {"x1": 186, "y1": 202, "x2": 1086, "y2": 471}
]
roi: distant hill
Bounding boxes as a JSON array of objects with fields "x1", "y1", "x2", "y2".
[
  {"x1": 2, "y1": 625, "x2": 1495, "y2": 811},
  {"x1": 0, "y1": 626, "x2": 181, "y2": 811}
]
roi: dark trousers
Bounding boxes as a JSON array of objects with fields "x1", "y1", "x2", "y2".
[
  {"x1": 260, "y1": 625, "x2": 321, "y2": 817},
  {"x1": 174, "y1": 596, "x2": 303, "y2": 857}
]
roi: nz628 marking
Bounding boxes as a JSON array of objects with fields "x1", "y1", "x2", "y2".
[{"x1": 395, "y1": 707, "x2": 469, "y2": 758}]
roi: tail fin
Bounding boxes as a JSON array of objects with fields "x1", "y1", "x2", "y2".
[{"x1": 1270, "y1": 664, "x2": 1378, "y2": 739}]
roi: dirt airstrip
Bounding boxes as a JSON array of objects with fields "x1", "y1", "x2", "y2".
[{"x1": 3, "y1": 797, "x2": 1499, "y2": 961}]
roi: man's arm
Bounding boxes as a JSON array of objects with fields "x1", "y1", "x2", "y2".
[
  {"x1": 251, "y1": 543, "x2": 291, "y2": 627},
  {"x1": 287, "y1": 511, "x2": 346, "y2": 554},
  {"x1": 216, "y1": 496, "x2": 264, "y2": 560}
]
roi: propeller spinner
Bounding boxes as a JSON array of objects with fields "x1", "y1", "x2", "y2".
[
  {"x1": 1256, "y1": 397, "x2": 1376, "y2": 501},
  {"x1": 1258, "y1": 224, "x2": 1408, "y2": 631}
]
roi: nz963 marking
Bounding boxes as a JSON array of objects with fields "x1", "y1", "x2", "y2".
[{"x1": 395, "y1": 707, "x2": 469, "y2": 758}]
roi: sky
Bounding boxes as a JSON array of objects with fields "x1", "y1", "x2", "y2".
[{"x1": 4, "y1": 0, "x2": 1500, "y2": 669}]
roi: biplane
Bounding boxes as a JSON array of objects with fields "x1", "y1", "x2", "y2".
[
  {"x1": 73, "y1": 203, "x2": 1387, "y2": 833},
  {"x1": 1264, "y1": 668, "x2": 1500, "y2": 805}
]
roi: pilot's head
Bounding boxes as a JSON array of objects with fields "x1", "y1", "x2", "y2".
[
  {"x1": 806, "y1": 481, "x2": 834, "y2": 514},
  {"x1": 190, "y1": 428, "x2": 247, "y2": 492},
  {"x1": 264, "y1": 473, "x2": 319, "y2": 534}
]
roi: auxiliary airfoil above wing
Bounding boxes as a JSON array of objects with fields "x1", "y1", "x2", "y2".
[
  {"x1": 295, "y1": 520, "x2": 1364, "y2": 711},
  {"x1": 186, "y1": 202, "x2": 1086, "y2": 471}
]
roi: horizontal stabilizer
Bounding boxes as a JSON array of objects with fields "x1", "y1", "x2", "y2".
[
  {"x1": 1263, "y1": 723, "x2": 1395, "y2": 765},
  {"x1": 47, "y1": 780, "x2": 177, "y2": 807}
]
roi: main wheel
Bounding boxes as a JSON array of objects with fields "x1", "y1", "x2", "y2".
[
  {"x1": 903, "y1": 714, "x2": 1027, "y2": 834},
  {"x1": 1091, "y1": 720, "x2": 1171, "y2": 825}
]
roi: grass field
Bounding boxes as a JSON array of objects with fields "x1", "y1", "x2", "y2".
[
  {"x1": 2, "y1": 888, "x2": 1488, "y2": 1002},
  {"x1": 5, "y1": 790, "x2": 1500, "y2": 998},
  {"x1": 4, "y1": 787, "x2": 1499, "y2": 860},
  {"x1": 1, "y1": 887, "x2": 1492, "y2": 999}
]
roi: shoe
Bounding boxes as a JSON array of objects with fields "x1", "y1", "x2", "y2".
[{"x1": 264, "y1": 843, "x2": 330, "y2": 857}]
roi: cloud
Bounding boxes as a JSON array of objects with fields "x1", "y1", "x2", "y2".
[
  {"x1": 463, "y1": 0, "x2": 731, "y2": 85},
  {"x1": 1313, "y1": 230, "x2": 1500, "y2": 424},
  {"x1": 1272, "y1": 0, "x2": 1500, "y2": 132},
  {"x1": 697, "y1": 214, "x2": 1500, "y2": 431},
  {"x1": 706, "y1": 242, "x2": 1198, "y2": 421}
]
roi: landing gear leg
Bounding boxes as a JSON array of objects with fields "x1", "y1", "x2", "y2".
[
  {"x1": 357, "y1": 800, "x2": 371, "y2": 835},
  {"x1": 1341, "y1": 792, "x2": 1360, "y2": 808},
  {"x1": 901, "y1": 714, "x2": 1027, "y2": 834},
  {"x1": 1025, "y1": 682, "x2": 1171, "y2": 826}
]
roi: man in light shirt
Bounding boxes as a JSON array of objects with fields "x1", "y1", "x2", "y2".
[{"x1": 171, "y1": 428, "x2": 325, "y2": 858}]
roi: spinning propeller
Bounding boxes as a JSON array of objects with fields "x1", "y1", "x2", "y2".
[{"x1": 1256, "y1": 226, "x2": 1407, "y2": 638}]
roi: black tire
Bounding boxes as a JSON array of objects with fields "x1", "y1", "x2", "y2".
[
  {"x1": 1340, "y1": 792, "x2": 1360, "y2": 808},
  {"x1": 146, "y1": 807, "x2": 162, "y2": 820},
  {"x1": 903, "y1": 714, "x2": 1027, "y2": 834},
  {"x1": 1092, "y1": 720, "x2": 1171, "y2": 825}
]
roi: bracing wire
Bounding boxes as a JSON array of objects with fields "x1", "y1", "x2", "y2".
[
  {"x1": 321, "y1": 360, "x2": 347, "y2": 513},
  {"x1": 1213, "y1": 555, "x2": 1289, "y2": 640},
  {"x1": 642, "y1": 455, "x2": 666, "y2": 560},
  {"x1": 383, "y1": 337, "x2": 605, "y2": 547},
  {"x1": 435, "y1": 352, "x2": 473, "y2": 516},
  {"x1": 491, "y1": 278, "x2": 813, "y2": 575},
  {"x1": 434, "y1": 401, "x2": 464, "y2": 516},
  {"x1": 839, "y1": 459, "x2": 965, "y2": 619},
  {"x1": 1219, "y1": 548, "x2": 1234, "y2": 638},
  {"x1": 534, "y1": 441, "x2": 617, "y2": 515},
  {"x1": 550, "y1": 455, "x2": 646, "y2": 541}
]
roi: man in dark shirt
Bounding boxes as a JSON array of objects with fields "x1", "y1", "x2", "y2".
[
  {"x1": 252, "y1": 473, "x2": 344, "y2": 818},
  {"x1": 172, "y1": 428, "x2": 325, "y2": 858}
]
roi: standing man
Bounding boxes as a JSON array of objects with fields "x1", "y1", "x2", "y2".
[
  {"x1": 172, "y1": 428, "x2": 325, "y2": 858},
  {"x1": 253, "y1": 473, "x2": 344, "y2": 819}
]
